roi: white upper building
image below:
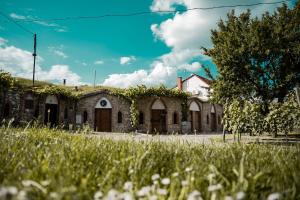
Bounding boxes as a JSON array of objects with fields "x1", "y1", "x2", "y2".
[{"x1": 176, "y1": 74, "x2": 212, "y2": 101}]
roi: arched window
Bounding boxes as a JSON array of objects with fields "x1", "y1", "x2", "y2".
[
  {"x1": 139, "y1": 111, "x2": 144, "y2": 125},
  {"x1": 173, "y1": 112, "x2": 178, "y2": 124},
  {"x1": 218, "y1": 115, "x2": 221, "y2": 125},
  {"x1": 3, "y1": 103, "x2": 10, "y2": 118},
  {"x1": 118, "y1": 111, "x2": 122, "y2": 123},
  {"x1": 64, "y1": 107, "x2": 68, "y2": 119},
  {"x1": 207, "y1": 114, "x2": 209, "y2": 124},
  {"x1": 83, "y1": 111, "x2": 88, "y2": 123},
  {"x1": 24, "y1": 94, "x2": 34, "y2": 110}
]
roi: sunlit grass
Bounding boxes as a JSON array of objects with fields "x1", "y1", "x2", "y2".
[{"x1": 0, "y1": 126, "x2": 299, "y2": 199}]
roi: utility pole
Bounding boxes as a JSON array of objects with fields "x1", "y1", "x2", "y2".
[
  {"x1": 32, "y1": 33, "x2": 37, "y2": 87},
  {"x1": 93, "y1": 69, "x2": 96, "y2": 88}
]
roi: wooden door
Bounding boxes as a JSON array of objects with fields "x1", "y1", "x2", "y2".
[
  {"x1": 151, "y1": 109, "x2": 166, "y2": 133},
  {"x1": 191, "y1": 111, "x2": 201, "y2": 132},
  {"x1": 211, "y1": 113, "x2": 217, "y2": 131},
  {"x1": 95, "y1": 108, "x2": 112, "y2": 132},
  {"x1": 44, "y1": 104, "x2": 58, "y2": 127}
]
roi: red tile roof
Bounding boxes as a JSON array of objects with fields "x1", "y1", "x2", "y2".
[{"x1": 182, "y1": 73, "x2": 212, "y2": 85}]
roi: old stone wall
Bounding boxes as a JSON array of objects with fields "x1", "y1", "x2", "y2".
[
  {"x1": 136, "y1": 96, "x2": 182, "y2": 133},
  {"x1": 0, "y1": 89, "x2": 22, "y2": 122},
  {"x1": 77, "y1": 92, "x2": 132, "y2": 132}
]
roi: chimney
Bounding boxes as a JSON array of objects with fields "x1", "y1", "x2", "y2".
[
  {"x1": 63, "y1": 79, "x2": 66, "y2": 86},
  {"x1": 177, "y1": 77, "x2": 183, "y2": 91}
]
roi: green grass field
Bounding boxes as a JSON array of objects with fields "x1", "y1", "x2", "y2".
[{"x1": 0, "y1": 127, "x2": 299, "y2": 200}]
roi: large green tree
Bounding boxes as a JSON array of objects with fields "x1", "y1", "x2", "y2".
[{"x1": 206, "y1": 2, "x2": 300, "y2": 107}]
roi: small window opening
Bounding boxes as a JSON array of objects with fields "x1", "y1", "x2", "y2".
[
  {"x1": 139, "y1": 112, "x2": 144, "y2": 125},
  {"x1": 118, "y1": 111, "x2": 122, "y2": 123}
]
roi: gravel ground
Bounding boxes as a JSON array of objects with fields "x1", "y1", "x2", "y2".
[{"x1": 89, "y1": 132, "x2": 300, "y2": 145}]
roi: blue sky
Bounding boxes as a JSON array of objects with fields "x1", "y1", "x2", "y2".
[{"x1": 0, "y1": 0, "x2": 296, "y2": 87}]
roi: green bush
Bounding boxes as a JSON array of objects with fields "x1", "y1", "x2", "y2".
[{"x1": 223, "y1": 92, "x2": 300, "y2": 137}]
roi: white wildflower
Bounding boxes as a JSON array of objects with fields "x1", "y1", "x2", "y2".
[
  {"x1": 185, "y1": 167, "x2": 193, "y2": 172},
  {"x1": 161, "y1": 178, "x2": 170, "y2": 185},
  {"x1": 40, "y1": 180, "x2": 50, "y2": 187},
  {"x1": 0, "y1": 186, "x2": 18, "y2": 198},
  {"x1": 137, "y1": 186, "x2": 151, "y2": 197},
  {"x1": 128, "y1": 169, "x2": 134, "y2": 174},
  {"x1": 181, "y1": 180, "x2": 189, "y2": 187},
  {"x1": 172, "y1": 172, "x2": 179, "y2": 177},
  {"x1": 157, "y1": 188, "x2": 168, "y2": 196},
  {"x1": 224, "y1": 196, "x2": 234, "y2": 200},
  {"x1": 49, "y1": 192, "x2": 59, "y2": 199},
  {"x1": 120, "y1": 192, "x2": 133, "y2": 200},
  {"x1": 208, "y1": 184, "x2": 222, "y2": 192},
  {"x1": 187, "y1": 190, "x2": 203, "y2": 200},
  {"x1": 236, "y1": 191, "x2": 246, "y2": 200},
  {"x1": 17, "y1": 190, "x2": 28, "y2": 200},
  {"x1": 267, "y1": 193, "x2": 281, "y2": 200},
  {"x1": 151, "y1": 174, "x2": 160, "y2": 181},
  {"x1": 22, "y1": 180, "x2": 46, "y2": 194},
  {"x1": 149, "y1": 195, "x2": 158, "y2": 200},
  {"x1": 123, "y1": 182, "x2": 133, "y2": 191},
  {"x1": 105, "y1": 189, "x2": 120, "y2": 200},
  {"x1": 94, "y1": 191, "x2": 103, "y2": 200},
  {"x1": 207, "y1": 173, "x2": 216, "y2": 181}
]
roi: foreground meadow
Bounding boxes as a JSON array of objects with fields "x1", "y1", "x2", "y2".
[{"x1": 0, "y1": 127, "x2": 299, "y2": 200}]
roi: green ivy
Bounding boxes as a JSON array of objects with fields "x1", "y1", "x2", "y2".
[{"x1": 1, "y1": 72, "x2": 190, "y2": 129}]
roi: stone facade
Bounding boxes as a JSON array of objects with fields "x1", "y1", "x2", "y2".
[
  {"x1": 136, "y1": 97, "x2": 182, "y2": 133},
  {"x1": 0, "y1": 89, "x2": 223, "y2": 133},
  {"x1": 188, "y1": 98, "x2": 223, "y2": 133},
  {"x1": 77, "y1": 91, "x2": 132, "y2": 132}
]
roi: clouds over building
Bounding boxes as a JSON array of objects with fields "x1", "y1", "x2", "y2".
[
  {"x1": 102, "y1": 0, "x2": 283, "y2": 88},
  {"x1": 0, "y1": 38, "x2": 82, "y2": 85}
]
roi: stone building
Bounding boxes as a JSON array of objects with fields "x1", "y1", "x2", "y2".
[
  {"x1": 76, "y1": 91, "x2": 132, "y2": 132},
  {"x1": 0, "y1": 89, "x2": 76, "y2": 127},
  {"x1": 0, "y1": 75, "x2": 223, "y2": 133},
  {"x1": 136, "y1": 97, "x2": 182, "y2": 133},
  {"x1": 176, "y1": 74, "x2": 223, "y2": 133}
]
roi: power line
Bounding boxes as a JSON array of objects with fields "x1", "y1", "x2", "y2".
[
  {"x1": 16, "y1": 0, "x2": 290, "y2": 23},
  {"x1": 0, "y1": 10, "x2": 34, "y2": 35}
]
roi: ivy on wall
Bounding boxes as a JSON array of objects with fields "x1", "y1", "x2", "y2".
[{"x1": 0, "y1": 72, "x2": 189, "y2": 128}]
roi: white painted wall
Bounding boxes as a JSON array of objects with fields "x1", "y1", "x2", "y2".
[{"x1": 182, "y1": 76, "x2": 210, "y2": 101}]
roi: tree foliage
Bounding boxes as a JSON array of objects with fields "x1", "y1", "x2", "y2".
[{"x1": 207, "y1": 3, "x2": 300, "y2": 104}]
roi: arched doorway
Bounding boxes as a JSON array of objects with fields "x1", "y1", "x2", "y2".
[
  {"x1": 44, "y1": 95, "x2": 58, "y2": 127},
  {"x1": 210, "y1": 105, "x2": 217, "y2": 131},
  {"x1": 151, "y1": 99, "x2": 167, "y2": 133},
  {"x1": 189, "y1": 101, "x2": 201, "y2": 132},
  {"x1": 94, "y1": 97, "x2": 112, "y2": 132},
  {"x1": 3, "y1": 103, "x2": 10, "y2": 119}
]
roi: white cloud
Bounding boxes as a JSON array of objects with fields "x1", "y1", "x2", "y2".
[
  {"x1": 94, "y1": 60, "x2": 104, "y2": 65},
  {"x1": 0, "y1": 37, "x2": 8, "y2": 46},
  {"x1": 10, "y1": 13, "x2": 26, "y2": 20},
  {"x1": 0, "y1": 39, "x2": 82, "y2": 85},
  {"x1": 48, "y1": 46, "x2": 68, "y2": 58},
  {"x1": 53, "y1": 50, "x2": 67, "y2": 58},
  {"x1": 120, "y1": 56, "x2": 136, "y2": 65},
  {"x1": 102, "y1": 62, "x2": 176, "y2": 88},
  {"x1": 101, "y1": 0, "x2": 288, "y2": 88},
  {"x1": 10, "y1": 13, "x2": 68, "y2": 32}
]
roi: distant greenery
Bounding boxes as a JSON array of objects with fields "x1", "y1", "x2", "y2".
[
  {"x1": 223, "y1": 92, "x2": 300, "y2": 139},
  {"x1": 0, "y1": 127, "x2": 299, "y2": 199},
  {"x1": 206, "y1": 3, "x2": 300, "y2": 105}
]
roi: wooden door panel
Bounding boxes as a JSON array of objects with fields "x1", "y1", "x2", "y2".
[
  {"x1": 95, "y1": 109, "x2": 112, "y2": 132},
  {"x1": 151, "y1": 110, "x2": 166, "y2": 133}
]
